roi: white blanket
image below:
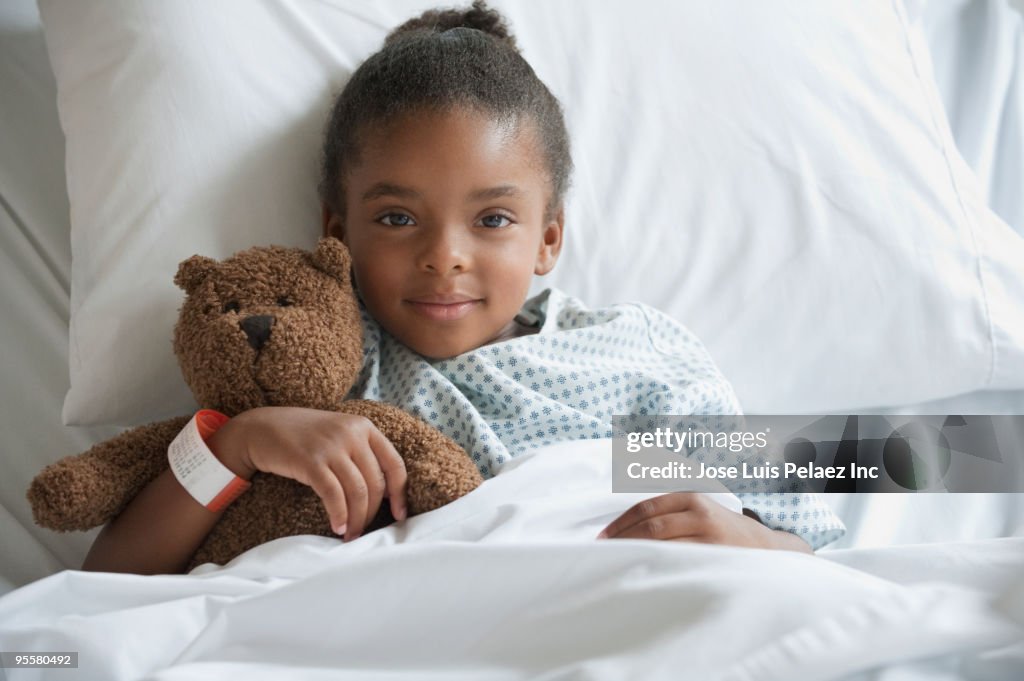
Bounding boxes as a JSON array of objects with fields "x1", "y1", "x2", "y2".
[{"x1": 1, "y1": 439, "x2": 1021, "y2": 681}]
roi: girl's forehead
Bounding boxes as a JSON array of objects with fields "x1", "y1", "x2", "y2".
[
  {"x1": 361, "y1": 107, "x2": 540, "y2": 163},
  {"x1": 348, "y1": 108, "x2": 547, "y2": 190}
]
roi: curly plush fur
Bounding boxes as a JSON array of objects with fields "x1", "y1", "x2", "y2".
[{"x1": 28, "y1": 237, "x2": 482, "y2": 569}]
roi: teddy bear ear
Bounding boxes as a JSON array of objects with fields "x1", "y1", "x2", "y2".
[
  {"x1": 311, "y1": 236, "x2": 352, "y2": 283},
  {"x1": 174, "y1": 255, "x2": 220, "y2": 295}
]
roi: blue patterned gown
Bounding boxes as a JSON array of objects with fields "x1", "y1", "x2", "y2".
[{"x1": 346, "y1": 288, "x2": 846, "y2": 550}]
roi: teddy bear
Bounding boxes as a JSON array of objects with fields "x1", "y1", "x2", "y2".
[{"x1": 28, "y1": 237, "x2": 483, "y2": 570}]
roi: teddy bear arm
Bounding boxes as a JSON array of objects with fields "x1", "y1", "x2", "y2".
[
  {"x1": 338, "y1": 400, "x2": 483, "y2": 514},
  {"x1": 27, "y1": 415, "x2": 192, "y2": 531}
]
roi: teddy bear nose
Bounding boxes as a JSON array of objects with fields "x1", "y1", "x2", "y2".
[{"x1": 239, "y1": 314, "x2": 275, "y2": 351}]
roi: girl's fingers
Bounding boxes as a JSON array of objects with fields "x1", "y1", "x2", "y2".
[
  {"x1": 368, "y1": 427, "x2": 408, "y2": 521},
  {"x1": 603, "y1": 511, "x2": 700, "y2": 541},
  {"x1": 349, "y1": 446, "x2": 387, "y2": 530},
  {"x1": 308, "y1": 467, "x2": 348, "y2": 537},
  {"x1": 331, "y1": 456, "x2": 369, "y2": 542},
  {"x1": 598, "y1": 493, "x2": 699, "y2": 539}
]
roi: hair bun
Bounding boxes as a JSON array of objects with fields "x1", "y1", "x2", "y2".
[{"x1": 385, "y1": 0, "x2": 518, "y2": 50}]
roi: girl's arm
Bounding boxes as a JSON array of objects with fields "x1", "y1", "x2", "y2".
[
  {"x1": 82, "y1": 407, "x2": 408, "y2": 575},
  {"x1": 81, "y1": 421, "x2": 254, "y2": 575}
]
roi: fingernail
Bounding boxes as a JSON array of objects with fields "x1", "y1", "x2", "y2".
[
  {"x1": 334, "y1": 523, "x2": 347, "y2": 536},
  {"x1": 396, "y1": 505, "x2": 407, "y2": 521}
]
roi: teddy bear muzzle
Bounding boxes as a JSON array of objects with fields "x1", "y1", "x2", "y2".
[{"x1": 239, "y1": 314, "x2": 275, "y2": 351}]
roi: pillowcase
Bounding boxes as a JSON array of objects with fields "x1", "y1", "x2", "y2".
[{"x1": 40, "y1": 0, "x2": 1024, "y2": 426}]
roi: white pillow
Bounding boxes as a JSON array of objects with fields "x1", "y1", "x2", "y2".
[{"x1": 40, "y1": 0, "x2": 1024, "y2": 426}]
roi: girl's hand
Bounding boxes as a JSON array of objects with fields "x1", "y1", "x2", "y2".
[
  {"x1": 211, "y1": 406, "x2": 407, "y2": 542},
  {"x1": 596, "y1": 492, "x2": 812, "y2": 553}
]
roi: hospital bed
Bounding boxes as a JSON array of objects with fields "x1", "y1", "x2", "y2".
[{"x1": 1, "y1": 1, "x2": 1022, "y2": 679}]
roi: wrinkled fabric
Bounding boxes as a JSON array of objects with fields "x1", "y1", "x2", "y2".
[{"x1": 347, "y1": 288, "x2": 846, "y2": 550}]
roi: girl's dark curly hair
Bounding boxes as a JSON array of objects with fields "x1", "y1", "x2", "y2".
[{"x1": 319, "y1": 0, "x2": 572, "y2": 222}]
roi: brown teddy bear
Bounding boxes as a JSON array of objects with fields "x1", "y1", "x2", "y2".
[{"x1": 28, "y1": 237, "x2": 483, "y2": 569}]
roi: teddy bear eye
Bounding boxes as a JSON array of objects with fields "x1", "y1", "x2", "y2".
[
  {"x1": 222, "y1": 301, "x2": 241, "y2": 313},
  {"x1": 277, "y1": 297, "x2": 293, "y2": 307}
]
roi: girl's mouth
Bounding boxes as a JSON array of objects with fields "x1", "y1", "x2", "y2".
[{"x1": 405, "y1": 299, "x2": 481, "y2": 321}]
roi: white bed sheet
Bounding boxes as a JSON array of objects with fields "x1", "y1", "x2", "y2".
[
  {"x1": 1, "y1": 0, "x2": 1024, "y2": 601},
  {"x1": 0, "y1": 439, "x2": 1021, "y2": 681}
]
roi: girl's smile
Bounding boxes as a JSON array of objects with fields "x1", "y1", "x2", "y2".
[
  {"x1": 405, "y1": 296, "x2": 481, "y2": 322},
  {"x1": 324, "y1": 107, "x2": 563, "y2": 359}
]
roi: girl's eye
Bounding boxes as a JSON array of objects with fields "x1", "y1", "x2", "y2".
[
  {"x1": 222, "y1": 301, "x2": 241, "y2": 313},
  {"x1": 379, "y1": 213, "x2": 415, "y2": 227},
  {"x1": 277, "y1": 297, "x2": 293, "y2": 307},
  {"x1": 479, "y1": 214, "x2": 511, "y2": 229}
]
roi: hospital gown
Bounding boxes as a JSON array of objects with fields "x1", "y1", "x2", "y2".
[{"x1": 346, "y1": 288, "x2": 846, "y2": 550}]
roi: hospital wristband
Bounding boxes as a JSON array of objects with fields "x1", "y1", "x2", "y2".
[{"x1": 168, "y1": 410, "x2": 251, "y2": 512}]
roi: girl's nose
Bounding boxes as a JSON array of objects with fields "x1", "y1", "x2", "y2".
[{"x1": 416, "y1": 225, "x2": 468, "y2": 274}]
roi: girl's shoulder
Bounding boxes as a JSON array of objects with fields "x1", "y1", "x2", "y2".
[
  {"x1": 532, "y1": 287, "x2": 643, "y2": 329},
  {"x1": 541, "y1": 287, "x2": 723, "y2": 367},
  {"x1": 529, "y1": 288, "x2": 741, "y2": 408},
  {"x1": 538, "y1": 288, "x2": 698, "y2": 340}
]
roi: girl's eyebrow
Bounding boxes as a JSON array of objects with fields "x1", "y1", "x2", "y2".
[
  {"x1": 361, "y1": 183, "x2": 524, "y2": 203},
  {"x1": 361, "y1": 182, "x2": 419, "y2": 202},
  {"x1": 469, "y1": 185, "x2": 523, "y2": 201}
]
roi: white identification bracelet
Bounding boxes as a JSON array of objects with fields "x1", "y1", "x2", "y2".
[{"x1": 168, "y1": 410, "x2": 251, "y2": 512}]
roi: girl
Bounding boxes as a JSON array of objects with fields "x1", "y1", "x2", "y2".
[{"x1": 83, "y1": 1, "x2": 844, "y2": 575}]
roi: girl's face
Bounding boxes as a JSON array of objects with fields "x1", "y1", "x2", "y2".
[{"x1": 323, "y1": 107, "x2": 563, "y2": 359}]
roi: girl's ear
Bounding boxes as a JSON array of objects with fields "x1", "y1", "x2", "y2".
[
  {"x1": 534, "y1": 207, "x2": 565, "y2": 275},
  {"x1": 312, "y1": 236, "x2": 353, "y2": 283},
  {"x1": 321, "y1": 203, "x2": 346, "y2": 243},
  {"x1": 174, "y1": 255, "x2": 219, "y2": 295}
]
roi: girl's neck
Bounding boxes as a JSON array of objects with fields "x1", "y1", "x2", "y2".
[{"x1": 485, "y1": 314, "x2": 541, "y2": 347}]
